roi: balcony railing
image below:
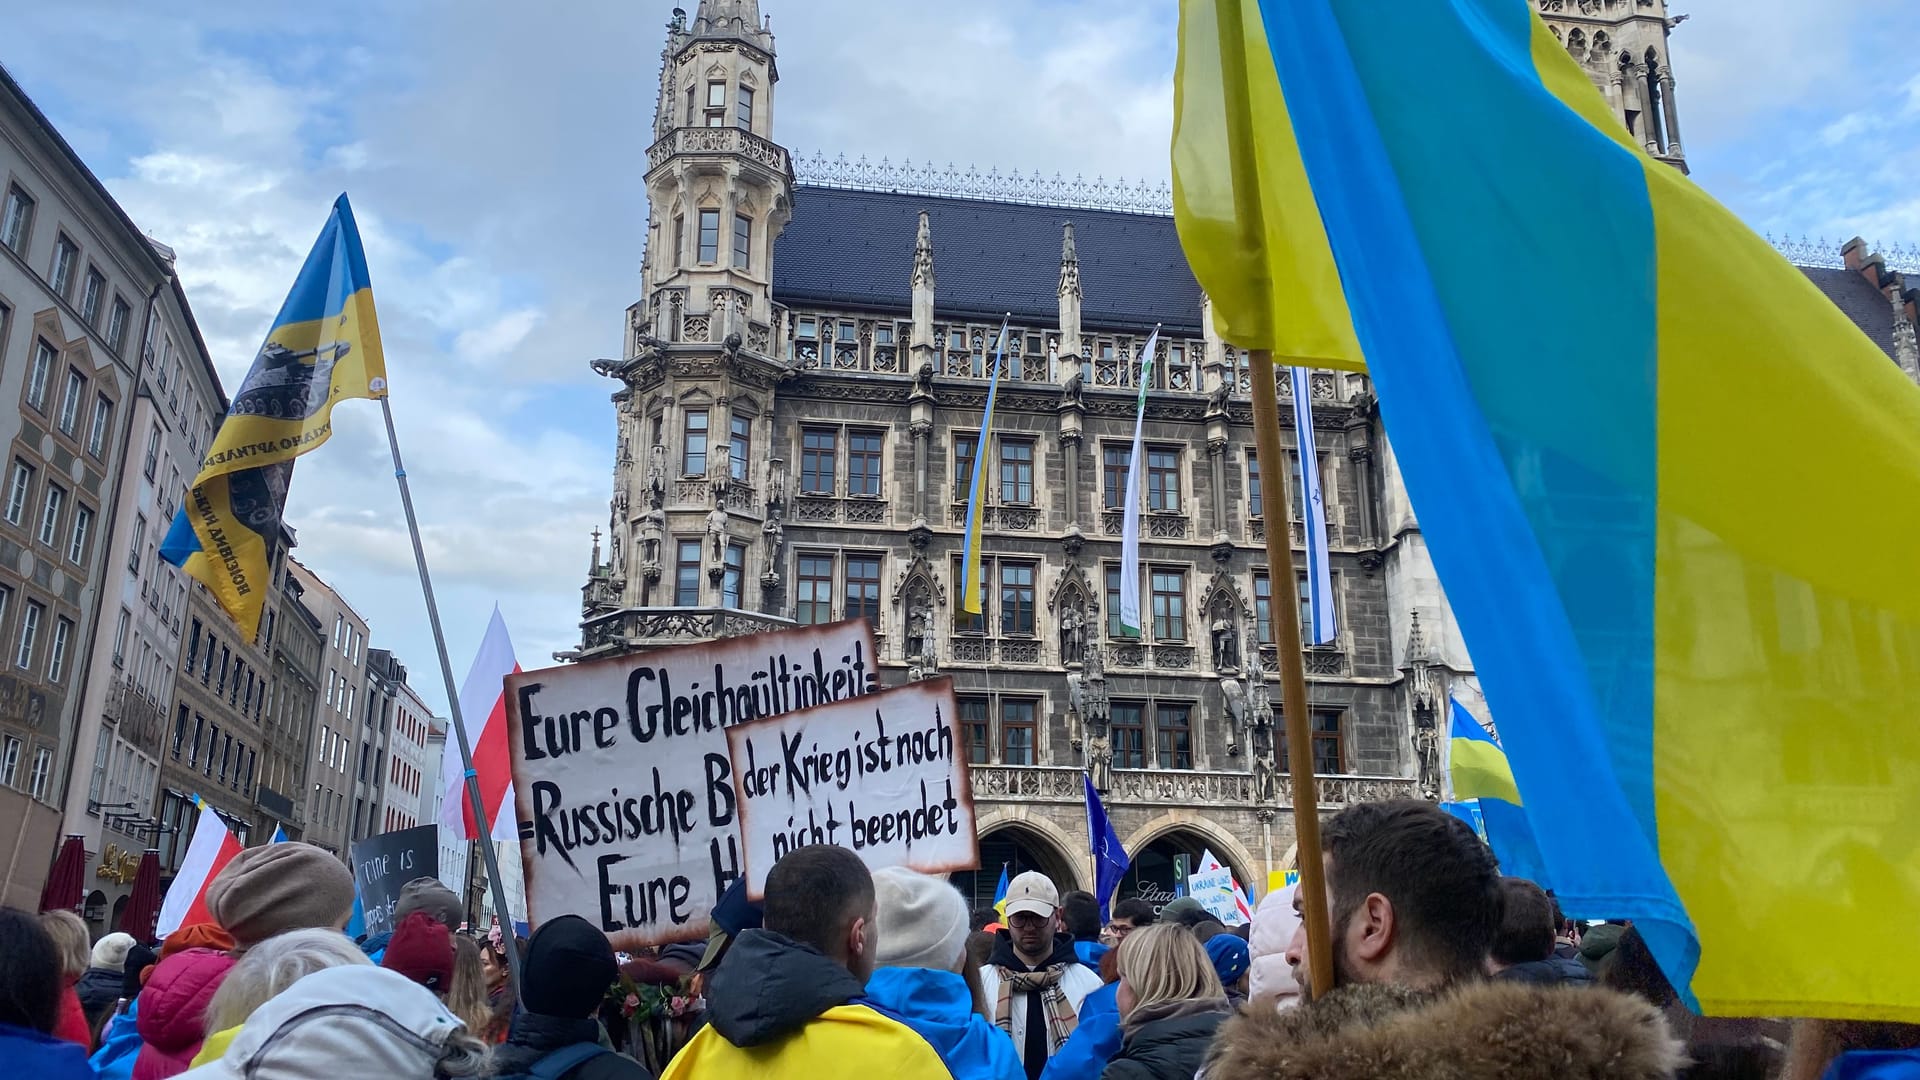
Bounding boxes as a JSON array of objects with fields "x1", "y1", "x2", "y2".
[
  {"x1": 579, "y1": 607, "x2": 797, "y2": 656},
  {"x1": 647, "y1": 125, "x2": 791, "y2": 175},
  {"x1": 967, "y1": 764, "x2": 1418, "y2": 809}
]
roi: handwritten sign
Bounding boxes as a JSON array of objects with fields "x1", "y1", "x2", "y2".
[
  {"x1": 727, "y1": 678, "x2": 976, "y2": 898},
  {"x1": 506, "y1": 620, "x2": 878, "y2": 950},
  {"x1": 1186, "y1": 868, "x2": 1249, "y2": 927},
  {"x1": 352, "y1": 825, "x2": 439, "y2": 938}
]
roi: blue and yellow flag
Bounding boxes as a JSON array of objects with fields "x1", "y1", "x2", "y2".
[
  {"x1": 1447, "y1": 697, "x2": 1550, "y2": 890},
  {"x1": 161, "y1": 195, "x2": 387, "y2": 635},
  {"x1": 991, "y1": 863, "x2": 1010, "y2": 919},
  {"x1": 958, "y1": 318, "x2": 1010, "y2": 618},
  {"x1": 1175, "y1": 0, "x2": 1920, "y2": 1020}
]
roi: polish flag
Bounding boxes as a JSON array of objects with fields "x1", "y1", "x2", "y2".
[
  {"x1": 439, "y1": 607, "x2": 521, "y2": 842},
  {"x1": 155, "y1": 798, "x2": 243, "y2": 937}
]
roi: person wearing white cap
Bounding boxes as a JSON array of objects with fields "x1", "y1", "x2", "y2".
[
  {"x1": 978, "y1": 871, "x2": 1104, "y2": 1079},
  {"x1": 860, "y1": 867, "x2": 1024, "y2": 1080}
]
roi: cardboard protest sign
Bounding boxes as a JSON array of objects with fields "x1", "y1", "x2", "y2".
[
  {"x1": 1186, "y1": 867, "x2": 1249, "y2": 927},
  {"x1": 728, "y1": 677, "x2": 977, "y2": 898},
  {"x1": 506, "y1": 619, "x2": 878, "y2": 950},
  {"x1": 351, "y1": 825, "x2": 440, "y2": 938}
]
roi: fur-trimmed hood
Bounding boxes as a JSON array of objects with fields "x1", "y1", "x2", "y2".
[{"x1": 1206, "y1": 979, "x2": 1685, "y2": 1080}]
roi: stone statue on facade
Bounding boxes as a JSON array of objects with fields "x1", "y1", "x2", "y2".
[
  {"x1": 913, "y1": 361, "x2": 936, "y2": 398},
  {"x1": 906, "y1": 598, "x2": 932, "y2": 662},
  {"x1": 1082, "y1": 646, "x2": 1113, "y2": 792},
  {"x1": 1065, "y1": 671, "x2": 1086, "y2": 735},
  {"x1": 1413, "y1": 705, "x2": 1441, "y2": 797},
  {"x1": 1206, "y1": 374, "x2": 1232, "y2": 417},
  {"x1": 1060, "y1": 367, "x2": 1083, "y2": 409},
  {"x1": 1211, "y1": 616, "x2": 1241, "y2": 673},
  {"x1": 1220, "y1": 675, "x2": 1248, "y2": 756},
  {"x1": 1253, "y1": 753, "x2": 1280, "y2": 805},
  {"x1": 639, "y1": 508, "x2": 665, "y2": 569},
  {"x1": 1248, "y1": 674, "x2": 1275, "y2": 758},
  {"x1": 646, "y1": 444, "x2": 668, "y2": 509},
  {"x1": 706, "y1": 505, "x2": 729, "y2": 562},
  {"x1": 1059, "y1": 605, "x2": 1085, "y2": 666}
]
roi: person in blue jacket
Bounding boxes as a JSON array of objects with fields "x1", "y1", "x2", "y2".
[
  {"x1": 860, "y1": 866, "x2": 1025, "y2": 1080},
  {"x1": 0, "y1": 908, "x2": 92, "y2": 1080}
]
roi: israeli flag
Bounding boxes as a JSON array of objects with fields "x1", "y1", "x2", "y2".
[{"x1": 1290, "y1": 366, "x2": 1337, "y2": 645}]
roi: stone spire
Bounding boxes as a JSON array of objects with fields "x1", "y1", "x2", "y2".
[
  {"x1": 911, "y1": 211, "x2": 936, "y2": 358},
  {"x1": 691, "y1": 0, "x2": 773, "y2": 50},
  {"x1": 1057, "y1": 221, "x2": 1082, "y2": 367}
]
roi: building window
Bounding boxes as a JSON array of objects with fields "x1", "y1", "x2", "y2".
[
  {"x1": 67, "y1": 504, "x2": 91, "y2": 565},
  {"x1": 697, "y1": 209, "x2": 720, "y2": 263},
  {"x1": 1000, "y1": 700, "x2": 1036, "y2": 765},
  {"x1": 952, "y1": 559, "x2": 988, "y2": 634},
  {"x1": 682, "y1": 409, "x2": 709, "y2": 477},
  {"x1": 704, "y1": 81, "x2": 726, "y2": 126},
  {"x1": 1248, "y1": 453, "x2": 1263, "y2": 519},
  {"x1": 51, "y1": 235, "x2": 78, "y2": 298},
  {"x1": 800, "y1": 428, "x2": 837, "y2": 494},
  {"x1": 81, "y1": 269, "x2": 105, "y2": 326},
  {"x1": 0, "y1": 736, "x2": 18, "y2": 786},
  {"x1": 28, "y1": 748, "x2": 51, "y2": 800},
  {"x1": 959, "y1": 699, "x2": 990, "y2": 764},
  {"x1": 999, "y1": 437, "x2": 1034, "y2": 505},
  {"x1": 49, "y1": 617, "x2": 71, "y2": 683},
  {"x1": 847, "y1": 430, "x2": 883, "y2": 497},
  {"x1": 1111, "y1": 703, "x2": 1146, "y2": 768},
  {"x1": 107, "y1": 297, "x2": 130, "y2": 354},
  {"x1": 1155, "y1": 703, "x2": 1193, "y2": 769},
  {"x1": 672, "y1": 215, "x2": 685, "y2": 269},
  {"x1": 722, "y1": 543, "x2": 746, "y2": 609},
  {"x1": 113, "y1": 608, "x2": 129, "y2": 668},
  {"x1": 796, "y1": 554, "x2": 834, "y2": 624},
  {"x1": 144, "y1": 424, "x2": 161, "y2": 479},
  {"x1": 57, "y1": 370, "x2": 85, "y2": 435},
  {"x1": 729, "y1": 415, "x2": 750, "y2": 482},
  {"x1": 87, "y1": 395, "x2": 112, "y2": 459},
  {"x1": 1281, "y1": 709, "x2": 1346, "y2": 775},
  {"x1": 0, "y1": 185, "x2": 32, "y2": 253},
  {"x1": 999, "y1": 562, "x2": 1035, "y2": 636},
  {"x1": 1106, "y1": 564, "x2": 1134, "y2": 639},
  {"x1": 16, "y1": 601, "x2": 42, "y2": 669},
  {"x1": 1254, "y1": 573, "x2": 1273, "y2": 645},
  {"x1": 128, "y1": 514, "x2": 145, "y2": 575},
  {"x1": 736, "y1": 85, "x2": 754, "y2": 129},
  {"x1": 672, "y1": 538, "x2": 703, "y2": 606},
  {"x1": 846, "y1": 555, "x2": 881, "y2": 627},
  {"x1": 1146, "y1": 448, "x2": 1181, "y2": 511},
  {"x1": 685, "y1": 83, "x2": 696, "y2": 125},
  {"x1": 1150, "y1": 568, "x2": 1186, "y2": 641},
  {"x1": 5, "y1": 460, "x2": 32, "y2": 526},
  {"x1": 953, "y1": 434, "x2": 978, "y2": 501},
  {"x1": 37, "y1": 483, "x2": 64, "y2": 547},
  {"x1": 27, "y1": 339, "x2": 54, "y2": 412},
  {"x1": 732, "y1": 214, "x2": 751, "y2": 270},
  {"x1": 1102, "y1": 445, "x2": 1129, "y2": 509}
]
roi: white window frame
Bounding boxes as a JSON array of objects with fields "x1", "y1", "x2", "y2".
[
  {"x1": 5, "y1": 460, "x2": 31, "y2": 526},
  {"x1": 87, "y1": 394, "x2": 111, "y2": 458},
  {"x1": 37, "y1": 483, "x2": 64, "y2": 547},
  {"x1": 15, "y1": 601, "x2": 42, "y2": 669},
  {"x1": 0, "y1": 184, "x2": 32, "y2": 253},
  {"x1": 50, "y1": 235, "x2": 77, "y2": 297},
  {"x1": 48, "y1": 616, "x2": 71, "y2": 683},
  {"x1": 30, "y1": 747, "x2": 52, "y2": 799},
  {"x1": 27, "y1": 339, "x2": 54, "y2": 412},
  {"x1": 67, "y1": 503, "x2": 91, "y2": 565},
  {"x1": 0, "y1": 736, "x2": 19, "y2": 787},
  {"x1": 57, "y1": 369, "x2": 84, "y2": 434}
]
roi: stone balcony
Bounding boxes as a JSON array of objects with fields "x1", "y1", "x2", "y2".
[
  {"x1": 968, "y1": 764, "x2": 1417, "y2": 809},
  {"x1": 577, "y1": 606, "x2": 797, "y2": 658}
]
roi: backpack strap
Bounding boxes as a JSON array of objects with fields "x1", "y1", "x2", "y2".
[{"x1": 528, "y1": 1043, "x2": 612, "y2": 1080}]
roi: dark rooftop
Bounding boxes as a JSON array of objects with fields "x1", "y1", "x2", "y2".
[
  {"x1": 1799, "y1": 267, "x2": 1898, "y2": 360},
  {"x1": 773, "y1": 185, "x2": 1201, "y2": 335}
]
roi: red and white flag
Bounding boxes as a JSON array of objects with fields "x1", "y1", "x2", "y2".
[
  {"x1": 155, "y1": 798, "x2": 243, "y2": 937},
  {"x1": 439, "y1": 607, "x2": 520, "y2": 842},
  {"x1": 1199, "y1": 847, "x2": 1255, "y2": 924}
]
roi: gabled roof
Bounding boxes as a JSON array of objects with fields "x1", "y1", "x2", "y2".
[
  {"x1": 773, "y1": 185, "x2": 1202, "y2": 335},
  {"x1": 1798, "y1": 267, "x2": 1899, "y2": 360}
]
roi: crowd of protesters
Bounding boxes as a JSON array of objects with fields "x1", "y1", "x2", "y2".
[{"x1": 5, "y1": 801, "x2": 1915, "y2": 1079}]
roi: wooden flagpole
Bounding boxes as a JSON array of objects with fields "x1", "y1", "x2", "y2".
[{"x1": 1248, "y1": 349, "x2": 1336, "y2": 998}]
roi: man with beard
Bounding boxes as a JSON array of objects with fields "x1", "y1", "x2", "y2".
[
  {"x1": 1205, "y1": 800, "x2": 1686, "y2": 1080},
  {"x1": 978, "y1": 872, "x2": 1103, "y2": 1079}
]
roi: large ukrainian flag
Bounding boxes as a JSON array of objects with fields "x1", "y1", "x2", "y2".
[
  {"x1": 161, "y1": 195, "x2": 387, "y2": 634},
  {"x1": 1174, "y1": 0, "x2": 1920, "y2": 1021}
]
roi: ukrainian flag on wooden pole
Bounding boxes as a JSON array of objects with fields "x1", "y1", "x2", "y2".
[
  {"x1": 958, "y1": 317, "x2": 1011, "y2": 618},
  {"x1": 1173, "y1": 0, "x2": 1920, "y2": 1020},
  {"x1": 160, "y1": 195, "x2": 387, "y2": 635}
]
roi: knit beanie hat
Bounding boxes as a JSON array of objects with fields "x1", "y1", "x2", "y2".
[
  {"x1": 122, "y1": 942, "x2": 157, "y2": 1000},
  {"x1": 206, "y1": 842, "x2": 356, "y2": 949},
  {"x1": 394, "y1": 878, "x2": 463, "y2": 931},
  {"x1": 872, "y1": 866, "x2": 971, "y2": 972},
  {"x1": 92, "y1": 931, "x2": 136, "y2": 970},
  {"x1": 521, "y1": 915, "x2": 617, "y2": 1019},
  {"x1": 380, "y1": 911, "x2": 455, "y2": 993},
  {"x1": 1205, "y1": 933, "x2": 1251, "y2": 986}
]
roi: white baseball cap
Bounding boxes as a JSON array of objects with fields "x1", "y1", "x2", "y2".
[{"x1": 1003, "y1": 871, "x2": 1061, "y2": 919}]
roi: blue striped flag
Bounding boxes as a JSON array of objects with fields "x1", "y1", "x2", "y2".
[
  {"x1": 1289, "y1": 366, "x2": 1336, "y2": 644},
  {"x1": 1117, "y1": 328, "x2": 1161, "y2": 634}
]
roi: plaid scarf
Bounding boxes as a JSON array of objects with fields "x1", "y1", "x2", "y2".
[{"x1": 992, "y1": 963, "x2": 1081, "y2": 1052}]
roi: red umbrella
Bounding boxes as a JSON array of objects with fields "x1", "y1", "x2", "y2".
[
  {"x1": 37, "y1": 834, "x2": 86, "y2": 913},
  {"x1": 119, "y1": 849, "x2": 162, "y2": 943}
]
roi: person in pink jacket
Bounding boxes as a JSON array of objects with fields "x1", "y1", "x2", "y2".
[{"x1": 132, "y1": 924, "x2": 236, "y2": 1080}]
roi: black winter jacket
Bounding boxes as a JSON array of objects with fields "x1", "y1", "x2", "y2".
[
  {"x1": 75, "y1": 967, "x2": 124, "y2": 1023},
  {"x1": 704, "y1": 929, "x2": 867, "y2": 1048},
  {"x1": 492, "y1": 1012, "x2": 653, "y2": 1080},
  {"x1": 1101, "y1": 1008, "x2": 1228, "y2": 1080}
]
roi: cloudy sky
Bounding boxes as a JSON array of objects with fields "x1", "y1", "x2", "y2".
[{"x1": 5, "y1": 0, "x2": 1915, "y2": 713}]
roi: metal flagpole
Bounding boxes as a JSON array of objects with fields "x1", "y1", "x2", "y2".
[
  {"x1": 379, "y1": 397, "x2": 524, "y2": 1000},
  {"x1": 1248, "y1": 349, "x2": 1336, "y2": 999}
]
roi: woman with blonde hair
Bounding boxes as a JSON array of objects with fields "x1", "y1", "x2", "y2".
[
  {"x1": 39, "y1": 910, "x2": 93, "y2": 1048},
  {"x1": 445, "y1": 934, "x2": 493, "y2": 1037},
  {"x1": 189, "y1": 929, "x2": 371, "y2": 1067},
  {"x1": 1100, "y1": 923, "x2": 1231, "y2": 1080}
]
